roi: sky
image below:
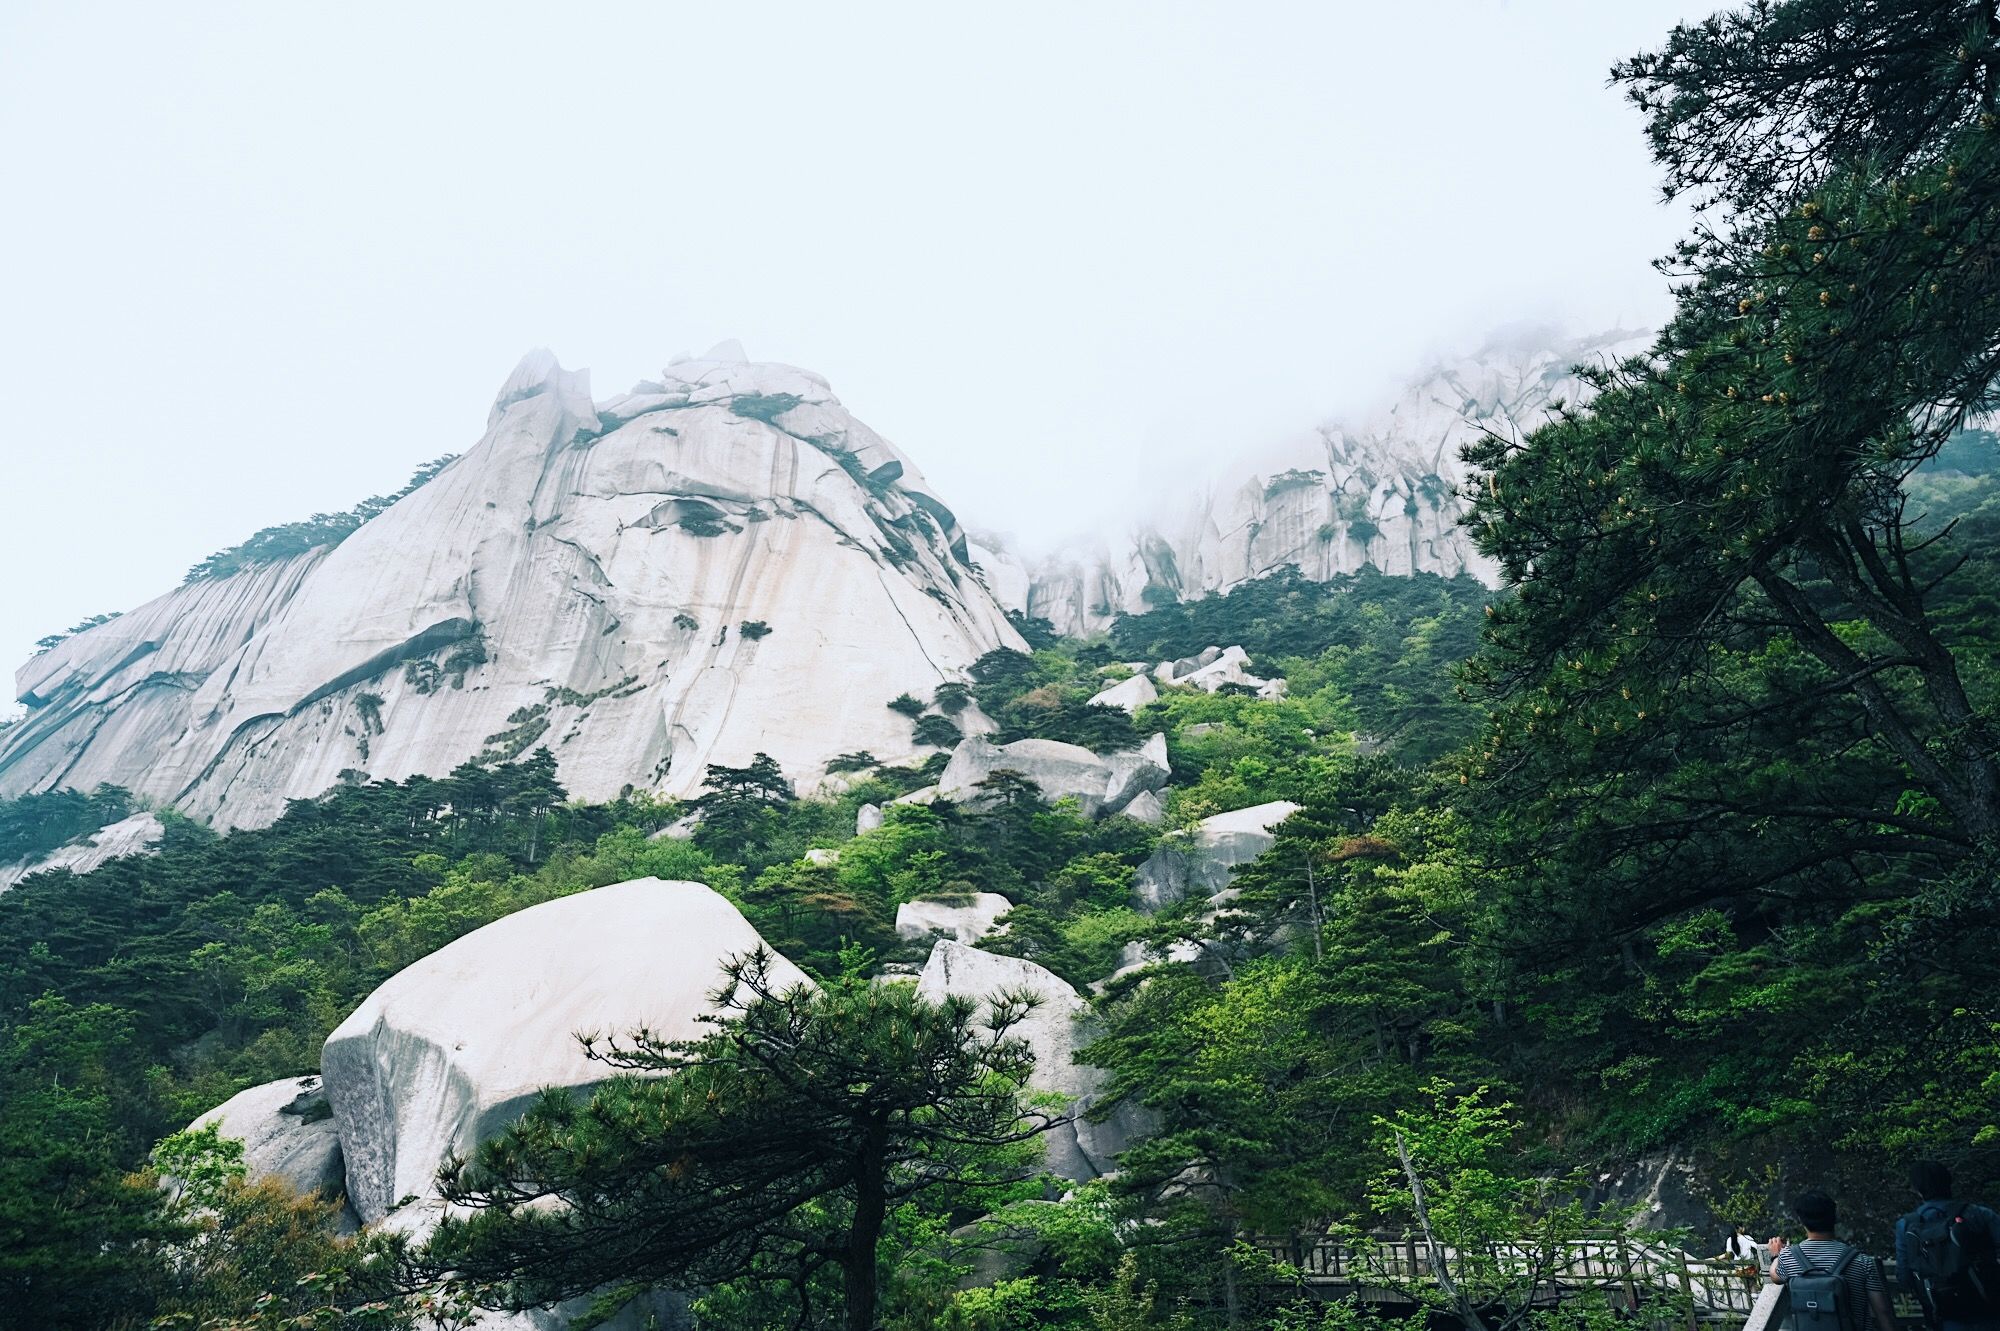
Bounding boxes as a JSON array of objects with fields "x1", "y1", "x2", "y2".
[{"x1": 0, "y1": 1, "x2": 1701, "y2": 696}]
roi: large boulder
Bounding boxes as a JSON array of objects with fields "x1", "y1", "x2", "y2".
[
  {"x1": 935, "y1": 735, "x2": 1168, "y2": 819},
  {"x1": 895, "y1": 892, "x2": 1014, "y2": 944},
  {"x1": 915, "y1": 941, "x2": 1149, "y2": 1180},
  {"x1": 1134, "y1": 801, "x2": 1300, "y2": 912},
  {"x1": 321, "y1": 877, "x2": 806, "y2": 1223},
  {"x1": 1101, "y1": 734, "x2": 1171, "y2": 814},
  {"x1": 188, "y1": 1074, "x2": 347, "y2": 1205},
  {"x1": 1086, "y1": 673, "x2": 1157, "y2": 715}
]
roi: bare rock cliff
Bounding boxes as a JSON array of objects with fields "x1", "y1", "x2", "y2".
[{"x1": 2, "y1": 344, "x2": 1023, "y2": 828}]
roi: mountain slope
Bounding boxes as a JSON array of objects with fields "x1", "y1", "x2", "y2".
[
  {"x1": 2, "y1": 345, "x2": 1022, "y2": 829},
  {"x1": 979, "y1": 327, "x2": 1649, "y2": 636}
]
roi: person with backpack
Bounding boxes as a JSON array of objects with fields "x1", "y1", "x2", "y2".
[
  {"x1": 1895, "y1": 1161, "x2": 2000, "y2": 1331},
  {"x1": 1771, "y1": 1191, "x2": 1898, "y2": 1331}
]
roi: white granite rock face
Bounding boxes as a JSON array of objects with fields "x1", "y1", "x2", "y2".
[
  {"x1": 894, "y1": 892, "x2": 1014, "y2": 944},
  {"x1": 1004, "y1": 329, "x2": 1649, "y2": 636},
  {"x1": 915, "y1": 940, "x2": 1147, "y2": 1180},
  {"x1": 320, "y1": 877, "x2": 807, "y2": 1223},
  {"x1": 189, "y1": 1074, "x2": 347, "y2": 1204},
  {"x1": 935, "y1": 734, "x2": 1167, "y2": 819},
  {"x1": 1134, "y1": 800, "x2": 1300, "y2": 912},
  {"x1": 855, "y1": 803, "x2": 884, "y2": 834},
  {"x1": 2, "y1": 347, "x2": 1023, "y2": 830},
  {"x1": 0, "y1": 811, "x2": 165, "y2": 890},
  {"x1": 1120, "y1": 789, "x2": 1165, "y2": 825},
  {"x1": 1086, "y1": 673, "x2": 1157, "y2": 714}
]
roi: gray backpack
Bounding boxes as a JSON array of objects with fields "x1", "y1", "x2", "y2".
[{"x1": 1790, "y1": 1244, "x2": 1862, "y2": 1331}]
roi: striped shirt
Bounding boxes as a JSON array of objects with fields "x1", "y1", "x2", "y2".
[{"x1": 1775, "y1": 1239, "x2": 1887, "y2": 1328}]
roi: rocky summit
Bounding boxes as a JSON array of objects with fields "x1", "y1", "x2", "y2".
[
  {"x1": 977, "y1": 327, "x2": 1650, "y2": 636},
  {"x1": 0, "y1": 343, "x2": 1022, "y2": 829}
]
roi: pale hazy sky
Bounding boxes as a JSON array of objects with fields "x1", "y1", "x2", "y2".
[{"x1": 0, "y1": 1, "x2": 1700, "y2": 692}]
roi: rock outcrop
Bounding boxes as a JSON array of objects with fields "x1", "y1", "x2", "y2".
[
  {"x1": 985, "y1": 329, "x2": 1649, "y2": 636},
  {"x1": 894, "y1": 892, "x2": 1013, "y2": 944},
  {"x1": 1085, "y1": 673, "x2": 1157, "y2": 714},
  {"x1": 2, "y1": 344, "x2": 1022, "y2": 830},
  {"x1": 188, "y1": 1074, "x2": 347, "y2": 1206},
  {"x1": 1155, "y1": 646, "x2": 1285, "y2": 699},
  {"x1": 1135, "y1": 800, "x2": 1300, "y2": 912},
  {"x1": 915, "y1": 940, "x2": 1148, "y2": 1180},
  {"x1": 935, "y1": 733, "x2": 1168, "y2": 819},
  {"x1": 320, "y1": 876, "x2": 807, "y2": 1223},
  {"x1": 0, "y1": 811, "x2": 164, "y2": 890}
]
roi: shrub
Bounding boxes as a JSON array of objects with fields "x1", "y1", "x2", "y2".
[{"x1": 912, "y1": 715, "x2": 962, "y2": 748}]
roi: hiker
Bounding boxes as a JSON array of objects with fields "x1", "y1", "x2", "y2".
[
  {"x1": 1770, "y1": 1191, "x2": 1897, "y2": 1331},
  {"x1": 1895, "y1": 1161, "x2": 2000, "y2": 1331},
  {"x1": 1718, "y1": 1224, "x2": 1763, "y2": 1293}
]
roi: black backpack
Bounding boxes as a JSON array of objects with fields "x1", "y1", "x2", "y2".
[
  {"x1": 1790, "y1": 1243, "x2": 1862, "y2": 1331},
  {"x1": 1908, "y1": 1201, "x2": 1997, "y2": 1320}
]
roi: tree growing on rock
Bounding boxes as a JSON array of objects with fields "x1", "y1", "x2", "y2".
[{"x1": 425, "y1": 950, "x2": 1056, "y2": 1331}]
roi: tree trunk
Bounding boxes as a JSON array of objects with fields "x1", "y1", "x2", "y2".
[{"x1": 844, "y1": 1119, "x2": 891, "y2": 1331}]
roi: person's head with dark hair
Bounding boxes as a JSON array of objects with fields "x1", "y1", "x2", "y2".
[
  {"x1": 1911, "y1": 1161, "x2": 1954, "y2": 1201},
  {"x1": 1794, "y1": 1191, "x2": 1839, "y2": 1234}
]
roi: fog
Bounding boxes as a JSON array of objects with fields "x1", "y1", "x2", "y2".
[{"x1": 0, "y1": 0, "x2": 1699, "y2": 692}]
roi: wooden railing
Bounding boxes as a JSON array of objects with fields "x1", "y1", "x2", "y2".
[{"x1": 1249, "y1": 1232, "x2": 1772, "y2": 1326}]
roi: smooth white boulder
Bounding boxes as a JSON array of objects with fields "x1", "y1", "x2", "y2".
[
  {"x1": 935, "y1": 735, "x2": 1168, "y2": 819},
  {"x1": 1134, "y1": 800, "x2": 1300, "y2": 912},
  {"x1": 188, "y1": 1074, "x2": 346, "y2": 1203},
  {"x1": 855, "y1": 802, "x2": 884, "y2": 834},
  {"x1": 894, "y1": 892, "x2": 1013, "y2": 944},
  {"x1": 805, "y1": 847, "x2": 840, "y2": 867},
  {"x1": 915, "y1": 941, "x2": 1147, "y2": 1180},
  {"x1": 0, "y1": 811, "x2": 165, "y2": 890},
  {"x1": 321, "y1": 877, "x2": 807, "y2": 1223},
  {"x1": 1086, "y1": 673, "x2": 1157, "y2": 714}
]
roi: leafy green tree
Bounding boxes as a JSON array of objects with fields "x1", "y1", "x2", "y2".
[
  {"x1": 1362, "y1": 1083, "x2": 1639, "y2": 1331},
  {"x1": 0, "y1": 997, "x2": 171, "y2": 1330},
  {"x1": 428, "y1": 951, "x2": 1055, "y2": 1331},
  {"x1": 693, "y1": 753, "x2": 797, "y2": 862},
  {"x1": 1453, "y1": 0, "x2": 2000, "y2": 1155}
]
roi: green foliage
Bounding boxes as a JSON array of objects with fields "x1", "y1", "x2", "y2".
[
  {"x1": 1112, "y1": 568, "x2": 1490, "y2": 763},
  {"x1": 1448, "y1": 0, "x2": 2000, "y2": 1166},
  {"x1": 33, "y1": 611, "x2": 121, "y2": 654},
  {"x1": 887, "y1": 693, "x2": 927, "y2": 718},
  {"x1": 913, "y1": 713, "x2": 963, "y2": 748},
  {"x1": 741, "y1": 619, "x2": 773, "y2": 640},
  {"x1": 0, "y1": 782, "x2": 135, "y2": 867}
]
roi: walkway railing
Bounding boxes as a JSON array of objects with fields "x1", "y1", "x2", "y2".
[{"x1": 1250, "y1": 1232, "x2": 1770, "y2": 1326}]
